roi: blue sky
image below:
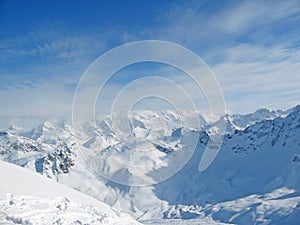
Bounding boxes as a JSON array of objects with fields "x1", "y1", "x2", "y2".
[{"x1": 1, "y1": 0, "x2": 300, "y2": 126}]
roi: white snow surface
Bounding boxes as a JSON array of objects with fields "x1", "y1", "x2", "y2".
[{"x1": 0, "y1": 160, "x2": 141, "y2": 225}]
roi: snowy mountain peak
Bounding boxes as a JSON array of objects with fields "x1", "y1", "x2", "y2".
[
  {"x1": 210, "y1": 106, "x2": 291, "y2": 135},
  {"x1": 288, "y1": 105, "x2": 300, "y2": 117}
]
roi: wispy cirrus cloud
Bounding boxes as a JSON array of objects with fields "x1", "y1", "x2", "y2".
[
  {"x1": 139, "y1": 0, "x2": 300, "y2": 113},
  {"x1": 0, "y1": 28, "x2": 104, "y2": 67},
  {"x1": 0, "y1": 0, "x2": 300, "y2": 124},
  {"x1": 0, "y1": 26, "x2": 106, "y2": 121},
  {"x1": 153, "y1": 0, "x2": 300, "y2": 48},
  {"x1": 213, "y1": 45, "x2": 300, "y2": 112}
]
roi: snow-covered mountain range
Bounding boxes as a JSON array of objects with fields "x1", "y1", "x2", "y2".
[{"x1": 0, "y1": 105, "x2": 300, "y2": 224}]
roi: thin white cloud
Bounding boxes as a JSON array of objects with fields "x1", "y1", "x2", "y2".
[
  {"x1": 212, "y1": 44, "x2": 300, "y2": 112},
  {"x1": 139, "y1": 0, "x2": 300, "y2": 113},
  {"x1": 1, "y1": 0, "x2": 300, "y2": 123},
  {"x1": 154, "y1": 0, "x2": 300, "y2": 45},
  {"x1": 0, "y1": 26, "x2": 104, "y2": 67},
  {"x1": 212, "y1": 0, "x2": 299, "y2": 34},
  {"x1": 0, "y1": 77, "x2": 74, "y2": 118}
]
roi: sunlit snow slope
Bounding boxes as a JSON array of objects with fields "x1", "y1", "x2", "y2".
[{"x1": 0, "y1": 160, "x2": 141, "y2": 225}]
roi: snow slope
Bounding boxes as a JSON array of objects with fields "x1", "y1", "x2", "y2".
[{"x1": 0, "y1": 160, "x2": 141, "y2": 225}]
